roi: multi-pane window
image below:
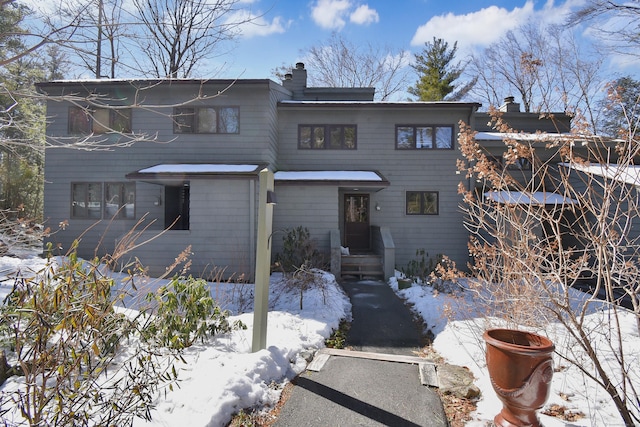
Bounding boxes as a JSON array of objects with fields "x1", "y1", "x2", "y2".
[
  {"x1": 406, "y1": 191, "x2": 439, "y2": 215},
  {"x1": 72, "y1": 183, "x2": 102, "y2": 219},
  {"x1": 173, "y1": 106, "x2": 240, "y2": 134},
  {"x1": 105, "y1": 182, "x2": 136, "y2": 218},
  {"x1": 396, "y1": 125, "x2": 454, "y2": 149},
  {"x1": 298, "y1": 125, "x2": 357, "y2": 149},
  {"x1": 68, "y1": 106, "x2": 132, "y2": 134},
  {"x1": 72, "y1": 182, "x2": 135, "y2": 219}
]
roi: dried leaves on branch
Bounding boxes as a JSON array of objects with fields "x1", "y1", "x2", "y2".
[{"x1": 450, "y1": 107, "x2": 640, "y2": 425}]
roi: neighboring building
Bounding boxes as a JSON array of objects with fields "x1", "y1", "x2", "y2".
[{"x1": 36, "y1": 64, "x2": 571, "y2": 279}]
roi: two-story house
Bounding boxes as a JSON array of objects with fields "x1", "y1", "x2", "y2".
[{"x1": 36, "y1": 63, "x2": 570, "y2": 280}]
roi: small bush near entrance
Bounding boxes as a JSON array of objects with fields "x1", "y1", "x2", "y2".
[
  {"x1": 276, "y1": 226, "x2": 324, "y2": 272},
  {"x1": 402, "y1": 249, "x2": 442, "y2": 283},
  {"x1": 276, "y1": 226, "x2": 327, "y2": 309}
]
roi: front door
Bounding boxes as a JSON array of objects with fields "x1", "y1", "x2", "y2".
[{"x1": 344, "y1": 194, "x2": 370, "y2": 251}]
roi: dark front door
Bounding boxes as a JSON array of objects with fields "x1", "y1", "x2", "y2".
[
  {"x1": 344, "y1": 194, "x2": 370, "y2": 251},
  {"x1": 165, "y1": 184, "x2": 190, "y2": 230}
]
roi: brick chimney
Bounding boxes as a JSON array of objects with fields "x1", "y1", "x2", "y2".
[
  {"x1": 282, "y1": 62, "x2": 307, "y2": 99},
  {"x1": 499, "y1": 96, "x2": 520, "y2": 112}
]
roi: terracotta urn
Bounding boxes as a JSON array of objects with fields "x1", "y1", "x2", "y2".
[{"x1": 483, "y1": 328, "x2": 555, "y2": 427}]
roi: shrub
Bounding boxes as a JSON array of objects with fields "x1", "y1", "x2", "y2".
[
  {"x1": 325, "y1": 320, "x2": 350, "y2": 349},
  {"x1": 276, "y1": 227, "x2": 327, "y2": 309},
  {"x1": 141, "y1": 275, "x2": 246, "y2": 350},
  {"x1": 402, "y1": 249, "x2": 443, "y2": 283},
  {"x1": 0, "y1": 243, "x2": 179, "y2": 426},
  {"x1": 277, "y1": 226, "x2": 324, "y2": 272}
]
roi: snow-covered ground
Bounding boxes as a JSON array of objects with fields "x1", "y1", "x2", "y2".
[
  {"x1": 0, "y1": 250, "x2": 638, "y2": 426},
  {"x1": 388, "y1": 276, "x2": 640, "y2": 427}
]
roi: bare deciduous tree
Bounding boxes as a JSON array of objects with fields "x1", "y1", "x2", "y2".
[
  {"x1": 567, "y1": 1, "x2": 640, "y2": 60},
  {"x1": 0, "y1": 0, "x2": 82, "y2": 68},
  {"x1": 130, "y1": 0, "x2": 253, "y2": 78},
  {"x1": 300, "y1": 33, "x2": 411, "y2": 101},
  {"x1": 450, "y1": 105, "x2": 640, "y2": 424},
  {"x1": 466, "y1": 23, "x2": 605, "y2": 133},
  {"x1": 56, "y1": 0, "x2": 130, "y2": 78}
]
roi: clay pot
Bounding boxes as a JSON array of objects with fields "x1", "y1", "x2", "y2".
[{"x1": 483, "y1": 328, "x2": 555, "y2": 427}]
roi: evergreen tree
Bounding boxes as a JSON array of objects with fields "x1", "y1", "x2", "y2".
[
  {"x1": 0, "y1": 2, "x2": 46, "y2": 220},
  {"x1": 408, "y1": 37, "x2": 474, "y2": 101},
  {"x1": 601, "y1": 76, "x2": 640, "y2": 138}
]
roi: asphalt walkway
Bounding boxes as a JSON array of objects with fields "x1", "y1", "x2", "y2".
[{"x1": 274, "y1": 279, "x2": 448, "y2": 427}]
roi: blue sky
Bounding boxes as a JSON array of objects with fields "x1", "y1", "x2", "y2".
[
  {"x1": 21, "y1": 0, "x2": 636, "y2": 81},
  {"x1": 223, "y1": 0, "x2": 609, "y2": 79}
]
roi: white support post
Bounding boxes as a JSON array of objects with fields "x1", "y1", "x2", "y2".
[{"x1": 252, "y1": 168, "x2": 275, "y2": 352}]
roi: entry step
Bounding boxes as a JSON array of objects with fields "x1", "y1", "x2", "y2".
[{"x1": 307, "y1": 348, "x2": 438, "y2": 387}]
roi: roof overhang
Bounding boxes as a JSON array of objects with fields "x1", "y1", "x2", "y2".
[
  {"x1": 485, "y1": 190, "x2": 578, "y2": 206},
  {"x1": 274, "y1": 170, "x2": 390, "y2": 191},
  {"x1": 475, "y1": 132, "x2": 617, "y2": 149},
  {"x1": 559, "y1": 162, "x2": 640, "y2": 186},
  {"x1": 126, "y1": 163, "x2": 266, "y2": 184}
]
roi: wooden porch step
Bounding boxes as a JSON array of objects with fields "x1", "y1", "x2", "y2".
[
  {"x1": 341, "y1": 270, "x2": 384, "y2": 278},
  {"x1": 341, "y1": 254, "x2": 384, "y2": 279}
]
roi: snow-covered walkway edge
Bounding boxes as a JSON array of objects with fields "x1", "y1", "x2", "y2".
[
  {"x1": 132, "y1": 271, "x2": 352, "y2": 427},
  {"x1": 388, "y1": 274, "x2": 639, "y2": 427},
  {"x1": 0, "y1": 255, "x2": 351, "y2": 427}
]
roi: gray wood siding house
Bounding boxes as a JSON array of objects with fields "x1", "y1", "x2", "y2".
[{"x1": 36, "y1": 64, "x2": 567, "y2": 279}]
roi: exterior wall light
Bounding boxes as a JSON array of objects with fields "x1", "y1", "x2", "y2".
[{"x1": 267, "y1": 190, "x2": 277, "y2": 205}]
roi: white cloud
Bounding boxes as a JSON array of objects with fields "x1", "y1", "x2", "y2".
[
  {"x1": 350, "y1": 4, "x2": 379, "y2": 26},
  {"x1": 311, "y1": 0, "x2": 379, "y2": 30},
  {"x1": 410, "y1": 1, "x2": 536, "y2": 51},
  {"x1": 230, "y1": 10, "x2": 289, "y2": 38},
  {"x1": 311, "y1": 0, "x2": 353, "y2": 30}
]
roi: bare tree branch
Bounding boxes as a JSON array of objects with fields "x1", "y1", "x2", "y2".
[{"x1": 301, "y1": 33, "x2": 411, "y2": 101}]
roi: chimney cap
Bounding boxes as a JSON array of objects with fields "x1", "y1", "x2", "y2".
[
  {"x1": 284, "y1": 73, "x2": 292, "y2": 80},
  {"x1": 295, "y1": 62, "x2": 305, "y2": 70},
  {"x1": 500, "y1": 96, "x2": 520, "y2": 112}
]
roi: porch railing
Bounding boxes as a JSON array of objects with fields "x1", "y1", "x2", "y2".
[{"x1": 330, "y1": 226, "x2": 395, "y2": 280}]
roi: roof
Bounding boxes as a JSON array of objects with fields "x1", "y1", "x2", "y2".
[
  {"x1": 475, "y1": 131, "x2": 573, "y2": 142},
  {"x1": 125, "y1": 164, "x2": 266, "y2": 182},
  {"x1": 485, "y1": 190, "x2": 578, "y2": 206},
  {"x1": 35, "y1": 78, "x2": 274, "y2": 88},
  {"x1": 560, "y1": 162, "x2": 640, "y2": 186},
  {"x1": 274, "y1": 170, "x2": 389, "y2": 189},
  {"x1": 125, "y1": 165, "x2": 389, "y2": 189},
  {"x1": 279, "y1": 100, "x2": 482, "y2": 109}
]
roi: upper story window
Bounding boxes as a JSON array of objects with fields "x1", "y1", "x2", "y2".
[
  {"x1": 69, "y1": 106, "x2": 132, "y2": 134},
  {"x1": 173, "y1": 106, "x2": 240, "y2": 134},
  {"x1": 406, "y1": 191, "x2": 439, "y2": 215},
  {"x1": 299, "y1": 125, "x2": 357, "y2": 149},
  {"x1": 396, "y1": 125, "x2": 454, "y2": 149},
  {"x1": 72, "y1": 182, "x2": 135, "y2": 219}
]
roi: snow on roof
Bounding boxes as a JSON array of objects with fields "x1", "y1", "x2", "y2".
[
  {"x1": 274, "y1": 171, "x2": 383, "y2": 181},
  {"x1": 485, "y1": 190, "x2": 578, "y2": 206},
  {"x1": 475, "y1": 132, "x2": 573, "y2": 142},
  {"x1": 560, "y1": 162, "x2": 640, "y2": 186},
  {"x1": 128, "y1": 166, "x2": 388, "y2": 186},
  {"x1": 136, "y1": 164, "x2": 261, "y2": 174}
]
